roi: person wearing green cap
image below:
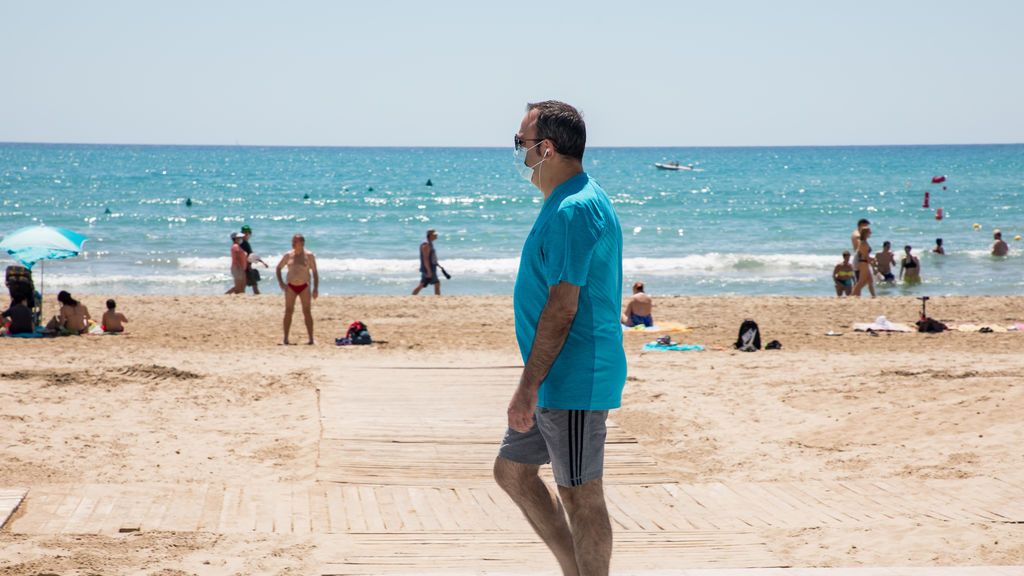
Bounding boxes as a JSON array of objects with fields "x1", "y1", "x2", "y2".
[{"x1": 240, "y1": 225, "x2": 268, "y2": 294}]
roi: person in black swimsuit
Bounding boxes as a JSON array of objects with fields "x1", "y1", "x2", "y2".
[{"x1": 900, "y1": 245, "x2": 921, "y2": 284}]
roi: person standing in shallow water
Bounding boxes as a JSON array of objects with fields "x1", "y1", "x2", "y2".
[
  {"x1": 900, "y1": 245, "x2": 921, "y2": 284},
  {"x1": 240, "y1": 225, "x2": 268, "y2": 295},
  {"x1": 411, "y1": 229, "x2": 441, "y2": 295},
  {"x1": 494, "y1": 100, "x2": 626, "y2": 576},
  {"x1": 275, "y1": 234, "x2": 318, "y2": 345}
]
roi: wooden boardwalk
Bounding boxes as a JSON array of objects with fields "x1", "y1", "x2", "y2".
[{"x1": 6, "y1": 366, "x2": 1024, "y2": 574}]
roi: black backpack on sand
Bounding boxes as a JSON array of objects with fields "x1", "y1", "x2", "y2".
[{"x1": 735, "y1": 319, "x2": 761, "y2": 352}]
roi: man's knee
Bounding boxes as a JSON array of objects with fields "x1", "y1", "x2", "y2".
[
  {"x1": 557, "y1": 478, "x2": 606, "y2": 515},
  {"x1": 493, "y1": 457, "x2": 539, "y2": 496}
]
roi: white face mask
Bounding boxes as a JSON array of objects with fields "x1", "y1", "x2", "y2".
[{"x1": 513, "y1": 141, "x2": 545, "y2": 183}]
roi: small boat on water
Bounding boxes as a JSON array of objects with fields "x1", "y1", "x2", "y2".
[{"x1": 654, "y1": 161, "x2": 693, "y2": 171}]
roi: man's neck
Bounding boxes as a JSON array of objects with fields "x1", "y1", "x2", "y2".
[{"x1": 538, "y1": 160, "x2": 584, "y2": 200}]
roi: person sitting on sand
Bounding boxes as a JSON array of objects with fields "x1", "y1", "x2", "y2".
[
  {"x1": 932, "y1": 238, "x2": 945, "y2": 255},
  {"x1": 2, "y1": 295, "x2": 34, "y2": 335},
  {"x1": 621, "y1": 281, "x2": 654, "y2": 326},
  {"x1": 852, "y1": 227, "x2": 876, "y2": 298},
  {"x1": 832, "y1": 251, "x2": 854, "y2": 296},
  {"x1": 874, "y1": 241, "x2": 896, "y2": 282},
  {"x1": 44, "y1": 290, "x2": 91, "y2": 335},
  {"x1": 992, "y1": 230, "x2": 1009, "y2": 256},
  {"x1": 900, "y1": 245, "x2": 921, "y2": 284},
  {"x1": 101, "y1": 299, "x2": 128, "y2": 333},
  {"x1": 276, "y1": 233, "x2": 319, "y2": 345}
]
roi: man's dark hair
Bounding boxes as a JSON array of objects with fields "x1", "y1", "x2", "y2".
[
  {"x1": 527, "y1": 100, "x2": 586, "y2": 161},
  {"x1": 106, "y1": 299, "x2": 116, "y2": 310},
  {"x1": 857, "y1": 218, "x2": 870, "y2": 227}
]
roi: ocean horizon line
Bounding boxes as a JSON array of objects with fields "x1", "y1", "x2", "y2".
[{"x1": 2, "y1": 140, "x2": 1022, "y2": 151}]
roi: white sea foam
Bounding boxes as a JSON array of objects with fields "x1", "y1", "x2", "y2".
[{"x1": 177, "y1": 253, "x2": 839, "y2": 276}]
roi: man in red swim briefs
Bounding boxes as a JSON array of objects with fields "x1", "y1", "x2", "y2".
[{"x1": 276, "y1": 233, "x2": 319, "y2": 345}]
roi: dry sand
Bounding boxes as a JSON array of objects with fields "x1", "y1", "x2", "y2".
[{"x1": 1, "y1": 294, "x2": 1022, "y2": 574}]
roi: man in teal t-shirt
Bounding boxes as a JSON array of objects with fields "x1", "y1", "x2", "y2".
[{"x1": 494, "y1": 100, "x2": 626, "y2": 575}]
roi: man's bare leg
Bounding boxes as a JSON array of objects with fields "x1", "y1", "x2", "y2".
[
  {"x1": 433, "y1": 280, "x2": 441, "y2": 295},
  {"x1": 300, "y1": 289, "x2": 314, "y2": 344},
  {"x1": 282, "y1": 288, "x2": 297, "y2": 344},
  {"x1": 494, "y1": 457, "x2": 579, "y2": 575},
  {"x1": 558, "y1": 479, "x2": 612, "y2": 576},
  {"x1": 412, "y1": 282, "x2": 424, "y2": 295}
]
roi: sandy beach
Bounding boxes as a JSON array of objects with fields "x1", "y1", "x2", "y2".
[{"x1": 1, "y1": 294, "x2": 1023, "y2": 574}]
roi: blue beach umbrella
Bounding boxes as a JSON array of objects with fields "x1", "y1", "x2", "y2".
[{"x1": 0, "y1": 225, "x2": 89, "y2": 320}]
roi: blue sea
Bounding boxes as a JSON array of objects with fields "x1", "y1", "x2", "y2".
[{"x1": 1, "y1": 143, "x2": 1021, "y2": 296}]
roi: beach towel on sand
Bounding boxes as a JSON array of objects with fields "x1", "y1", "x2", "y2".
[
  {"x1": 623, "y1": 321, "x2": 692, "y2": 333},
  {"x1": 853, "y1": 316, "x2": 913, "y2": 333},
  {"x1": 642, "y1": 342, "x2": 704, "y2": 352},
  {"x1": 952, "y1": 324, "x2": 1010, "y2": 333},
  {"x1": 2, "y1": 330, "x2": 44, "y2": 338}
]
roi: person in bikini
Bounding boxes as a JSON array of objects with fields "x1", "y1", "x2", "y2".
[
  {"x1": 851, "y1": 227, "x2": 876, "y2": 297},
  {"x1": 832, "y1": 250, "x2": 855, "y2": 296},
  {"x1": 621, "y1": 281, "x2": 654, "y2": 326},
  {"x1": 900, "y1": 244, "x2": 921, "y2": 284},
  {"x1": 276, "y1": 234, "x2": 319, "y2": 345}
]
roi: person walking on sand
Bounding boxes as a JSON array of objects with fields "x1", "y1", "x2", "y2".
[
  {"x1": 852, "y1": 227, "x2": 876, "y2": 297},
  {"x1": 850, "y1": 218, "x2": 870, "y2": 280},
  {"x1": 240, "y1": 225, "x2": 269, "y2": 295},
  {"x1": 992, "y1": 230, "x2": 1009, "y2": 256},
  {"x1": 875, "y1": 241, "x2": 896, "y2": 282},
  {"x1": 621, "y1": 281, "x2": 654, "y2": 327},
  {"x1": 900, "y1": 244, "x2": 921, "y2": 284},
  {"x1": 275, "y1": 234, "x2": 319, "y2": 345},
  {"x1": 494, "y1": 101, "x2": 626, "y2": 576},
  {"x1": 832, "y1": 251, "x2": 855, "y2": 296},
  {"x1": 225, "y1": 232, "x2": 247, "y2": 294},
  {"x1": 412, "y1": 229, "x2": 442, "y2": 295}
]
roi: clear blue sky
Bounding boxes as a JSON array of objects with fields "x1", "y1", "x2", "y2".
[{"x1": 2, "y1": 1, "x2": 1021, "y2": 147}]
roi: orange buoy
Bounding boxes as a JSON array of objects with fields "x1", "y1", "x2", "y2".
[
  {"x1": 923, "y1": 191, "x2": 930, "y2": 208},
  {"x1": 935, "y1": 207, "x2": 944, "y2": 220}
]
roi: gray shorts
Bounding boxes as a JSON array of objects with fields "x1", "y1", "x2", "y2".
[{"x1": 498, "y1": 408, "x2": 608, "y2": 488}]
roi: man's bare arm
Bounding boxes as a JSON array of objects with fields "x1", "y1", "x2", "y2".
[
  {"x1": 309, "y1": 253, "x2": 319, "y2": 297},
  {"x1": 420, "y1": 243, "x2": 432, "y2": 278},
  {"x1": 276, "y1": 254, "x2": 288, "y2": 287},
  {"x1": 507, "y1": 281, "x2": 580, "y2": 432}
]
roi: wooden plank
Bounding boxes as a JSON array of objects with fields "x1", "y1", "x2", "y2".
[
  {"x1": 341, "y1": 485, "x2": 366, "y2": 532},
  {"x1": 9, "y1": 489, "x2": 61, "y2": 533},
  {"x1": 308, "y1": 483, "x2": 331, "y2": 533},
  {"x1": 273, "y1": 484, "x2": 293, "y2": 534},
  {"x1": 372, "y1": 486, "x2": 402, "y2": 531},
  {"x1": 323, "y1": 483, "x2": 347, "y2": 533},
  {"x1": 357, "y1": 486, "x2": 387, "y2": 532},
  {"x1": 0, "y1": 487, "x2": 27, "y2": 530},
  {"x1": 197, "y1": 483, "x2": 225, "y2": 532},
  {"x1": 406, "y1": 486, "x2": 443, "y2": 532},
  {"x1": 291, "y1": 485, "x2": 311, "y2": 534},
  {"x1": 41, "y1": 491, "x2": 84, "y2": 534}
]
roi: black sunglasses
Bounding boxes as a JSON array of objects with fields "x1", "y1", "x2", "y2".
[{"x1": 514, "y1": 135, "x2": 546, "y2": 150}]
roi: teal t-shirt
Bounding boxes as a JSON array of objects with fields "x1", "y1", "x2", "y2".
[{"x1": 513, "y1": 172, "x2": 627, "y2": 410}]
